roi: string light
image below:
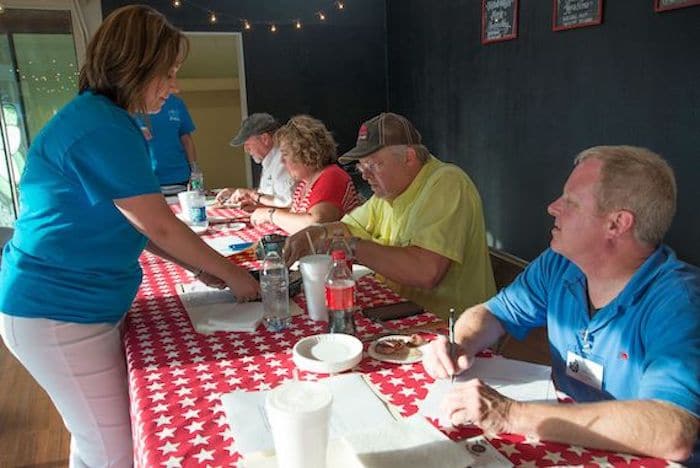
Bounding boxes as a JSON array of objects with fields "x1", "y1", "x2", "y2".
[{"x1": 164, "y1": 0, "x2": 347, "y2": 33}]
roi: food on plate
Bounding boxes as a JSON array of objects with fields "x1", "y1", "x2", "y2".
[{"x1": 374, "y1": 334, "x2": 425, "y2": 356}]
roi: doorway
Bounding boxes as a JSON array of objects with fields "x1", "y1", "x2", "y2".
[{"x1": 178, "y1": 32, "x2": 250, "y2": 191}]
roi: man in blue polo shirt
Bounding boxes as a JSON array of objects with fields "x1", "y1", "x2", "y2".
[
  {"x1": 139, "y1": 93, "x2": 197, "y2": 193},
  {"x1": 423, "y1": 145, "x2": 699, "y2": 462}
]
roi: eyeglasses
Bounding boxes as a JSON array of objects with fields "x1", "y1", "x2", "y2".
[{"x1": 356, "y1": 158, "x2": 384, "y2": 173}]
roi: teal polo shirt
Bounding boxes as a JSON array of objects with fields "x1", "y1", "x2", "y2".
[
  {"x1": 0, "y1": 91, "x2": 160, "y2": 323},
  {"x1": 486, "y1": 246, "x2": 700, "y2": 417}
]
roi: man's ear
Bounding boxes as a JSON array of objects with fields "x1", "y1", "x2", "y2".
[
  {"x1": 606, "y1": 209, "x2": 635, "y2": 239},
  {"x1": 405, "y1": 146, "x2": 419, "y2": 166}
]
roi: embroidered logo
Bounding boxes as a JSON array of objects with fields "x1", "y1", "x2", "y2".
[
  {"x1": 619, "y1": 351, "x2": 628, "y2": 360},
  {"x1": 357, "y1": 124, "x2": 368, "y2": 141}
]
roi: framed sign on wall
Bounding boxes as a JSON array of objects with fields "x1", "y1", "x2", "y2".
[
  {"x1": 553, "y1": 0, "x2": 604, "y2": 31},
  {"x1": 654, "y1": 0, "x2": 700, "y2": 12},
  {"x1": 482, "y1": 0, "x2": 519, "y2": 44}
]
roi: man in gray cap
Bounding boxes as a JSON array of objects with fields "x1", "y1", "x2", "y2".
[
  {"x1": 216, "y1": 113, "x2": 294, "y2": 208},
  {"x1": 284, "y1": 112, "x2": 496, "y2": 320}
]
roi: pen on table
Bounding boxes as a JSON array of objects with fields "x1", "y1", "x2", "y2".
[
  {"x1": 229, "y1": 241, "x2": 254, "y2": 251},
  {"x1": 448, "y1": 307, "x2": 456, "y2": 383}
]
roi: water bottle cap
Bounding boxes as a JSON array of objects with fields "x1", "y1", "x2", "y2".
[{"x1": 331, "y1": 250, "x2": 346, "y2": 260}]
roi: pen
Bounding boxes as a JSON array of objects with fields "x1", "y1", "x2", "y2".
[
  {"x1": 449, "y1": 307, "x2": 456, "y2": 383},
  {"x1": 228, "y1": 242, "x2": 253, "y2": 251}
]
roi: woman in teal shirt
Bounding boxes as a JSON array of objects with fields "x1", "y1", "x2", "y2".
[{"x1": 0, "y1": 6, "x2": 258, "y2": 466}]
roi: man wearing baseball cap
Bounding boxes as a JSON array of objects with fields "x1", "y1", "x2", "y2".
[
  {"x1": 285, "y1": 112, "x2": 496, "y2": 320},
  {"x1": 216, "y1": 113, "x2": 294, "y2": 208}
]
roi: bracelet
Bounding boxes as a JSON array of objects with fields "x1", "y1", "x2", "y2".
[{"x1": 268, "y1": 208, "x2": 276, "y2": 224}]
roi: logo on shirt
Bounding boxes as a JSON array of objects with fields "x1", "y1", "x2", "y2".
[
  {"x1": 357, "y1": 124, "x2": 368, "y2": 141},
  {"x1": 568, "y1": 359, "x2": 580, "y2": 373},
  {"x1": 168, "y1": 110, "x2": 181, "y2": 122}
]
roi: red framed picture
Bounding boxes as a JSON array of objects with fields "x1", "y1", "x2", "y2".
[
  {"x1": 553, "y1": 0, "x2": 604, "y2": 32},
  {"x1": 654, "y1": 0, "x2": 700, "y2": 12},
  {"x1": 481, "y1": 0, "x2": 519, "y2": 45}
]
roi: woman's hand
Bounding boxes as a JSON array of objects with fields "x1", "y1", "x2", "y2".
[
  {"x1": 215, "y1": 188, "x2": 234, "y2": 205},
  {"x1": 223, "y1": 266, "x2": 260, "y2": 302},
  {"x1": 250, "y1": 207, "x2": 272, "y2": 226}
]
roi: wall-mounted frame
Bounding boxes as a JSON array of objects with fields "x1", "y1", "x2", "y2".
[
  {"x1": 654, "y1": 0, "x2": 700, "y2": 12},
  {"x1": 481, "y1": 0, "x2": 519, "y2": 44},
  {"x1": 553, "y1": 0, "x2": 604, "y2": 31}
]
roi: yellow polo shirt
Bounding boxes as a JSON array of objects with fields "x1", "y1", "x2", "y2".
[{"x1": 342, "y1": 156, "x2": 496, "y2": 320}]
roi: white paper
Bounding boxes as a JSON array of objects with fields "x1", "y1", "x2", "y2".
[
  {"x1": 221, "y1": 373, "x2": 398, "y2": 456},
  {"x1": 178, "y1": 282, "x2": 303, "y2": 334},
  {"x1": 419, "y1": 356, "x2": 557, "y2": 427},
  {"x1": 203, "y1": 235, "x2": 249, "y2": 255}
]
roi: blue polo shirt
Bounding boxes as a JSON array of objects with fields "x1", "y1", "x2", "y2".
[
  {"x1": 142, "y1": 94, "x2": 195, "y2": 185},
  {"x1": 0, "y1": 91, "x2": 160, "y2": 324},
  {"x1": 486, "y1": 246, "x2": 700, "y2": 417}
]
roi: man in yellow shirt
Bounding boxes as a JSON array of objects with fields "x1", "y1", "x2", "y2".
[{"x1": 284, "y1": 113, "x2": 495, "y2": 319}]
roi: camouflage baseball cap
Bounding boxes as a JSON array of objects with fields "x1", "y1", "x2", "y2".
[
  {"x1": 230, "y1": 113, "x2": 281, "y2": 146},
  {"x1": 339, "y1": 112, "x2": 422, "y2": 163}
]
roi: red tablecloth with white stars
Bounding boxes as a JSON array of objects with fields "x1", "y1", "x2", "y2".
[{"x1": 124, "y1": 208, "x2": 675, "y2": 467}]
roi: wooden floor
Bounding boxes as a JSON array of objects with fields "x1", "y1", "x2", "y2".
[{"x1": 0, "y1": 340, "x2": 69, "y2": 468}]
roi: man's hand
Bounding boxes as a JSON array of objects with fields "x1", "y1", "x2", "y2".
[
  {"x1": 215, "y1": 188, "x2": 235, "y2": 205},
  {"x1": 250, "y1": 207, "x2": 271, "y2": 226},
  {"x1": 423, "y1": 334, "x2": 473, "y2": 379},
  {"x1": 441, "y1": 379, "x2": 517, "y2": 435},
  {"x1": 231, "y1": 188, "x2": 256, "y2": 204},
  {"x1": 283, "y1": 225, "x2": 326, "y2": 266}
]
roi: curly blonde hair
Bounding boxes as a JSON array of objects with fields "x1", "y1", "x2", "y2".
[{"x1": 274, "y1": 115, "x2": 337, "y2": 170}]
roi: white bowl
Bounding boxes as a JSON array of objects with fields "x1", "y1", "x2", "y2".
[{"x1": 292, "y1": 334, "x2": 363, "y2": 374}]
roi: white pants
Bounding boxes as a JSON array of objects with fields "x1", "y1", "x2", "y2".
[{"x1": 0, "y1": 313, "x2": 133, "y2": 467}]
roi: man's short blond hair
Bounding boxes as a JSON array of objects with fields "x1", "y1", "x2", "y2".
[
  {"x1": 274, "y1": 115, "x2": 337, "y2": 171},
  {"x1": 575, "y1": 145, "x2": 676, "y2": 246}
]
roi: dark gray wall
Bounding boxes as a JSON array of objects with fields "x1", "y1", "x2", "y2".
[
  {"x1": 101, "y1": 0, "x2": 388, "y2": 157},
  {"x1": 387, "y1": 0, "x2": 700, "y2": 264}
]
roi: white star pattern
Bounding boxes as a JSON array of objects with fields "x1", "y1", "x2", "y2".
[
  {"x1": 543, "y1": 451, "x2": 565, "y2": 464},
  {"x1": 192, "y1": 448, "x2": 215, "y2": 463},
  {"x1": 161, "y1": 455, "x2": 183, "y2": 467},
  {"x1": 190, "y1": 434, "x2": 210, "y2": 446},
  {"x1": 155, "y1": 415, "x2": 173, "y2": 426},
  {"x1": 157, "y1": 441, "x2": 179, "y2": 455},
  {"x1": 497, "y1": 442, "x2": 519, "y2": 457},
  {"x1": 179, "y1": 396, "x2": 196, "y2": 408},
  {"x1": 155, "y1": 427, "x2": 176, "y2": 440},
  {"x1": 182, "y1": 408, "x2": 200, "y2": 419}
]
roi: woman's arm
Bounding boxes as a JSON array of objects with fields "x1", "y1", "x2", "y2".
[
  {"x1": 251, "y1": 201, "x2": 340, "y2": 235},
  {"x1": 114, "y1": 193, "x2": 259, "y2": 300}
]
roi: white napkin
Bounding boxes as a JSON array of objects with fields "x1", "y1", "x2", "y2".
[
  {"x1": 243, "y1": 416, "x2": 478, "y2": 468},
  {"x1": 178, "y1": 282, "x2": 302, "y2": 334}
]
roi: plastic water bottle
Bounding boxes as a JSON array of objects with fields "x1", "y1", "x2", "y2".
[
  {"x1": 325, "y1": 250, "x2": 356, "y2": 335},
  {"x1": 188, "y1": 163, "x2": 204, "y2": 194},
  {"x1": 261, "y1": 251, "x2": 291, "y2": 332},
  {"x1": 189, "y1": 191, "x2": 208, "y2": 229}
]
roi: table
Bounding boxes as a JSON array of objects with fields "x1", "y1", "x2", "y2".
[{"x1": 124, "y1": 208, "x2": 675, "y2": 467}]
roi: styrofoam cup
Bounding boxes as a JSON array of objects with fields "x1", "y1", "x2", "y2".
[
  {"x1": 265, "y1": 380, "x2": 333, "y2": 468},
  {"x1": 299, "y1": 254, "x2": 332, "y2": 322}
]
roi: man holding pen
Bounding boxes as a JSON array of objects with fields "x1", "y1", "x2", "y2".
[{"x1": 423, "y1": 146, "x2": 699, "y2": 462}]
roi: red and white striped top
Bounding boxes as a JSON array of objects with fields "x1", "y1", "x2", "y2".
[{"x1": 290, "y1": 164, "x2": 361, "y2": 215}]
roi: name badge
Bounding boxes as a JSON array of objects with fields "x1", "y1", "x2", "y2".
[{"x1": 566, "y1": 350, "x2": 604, "y2": 390}]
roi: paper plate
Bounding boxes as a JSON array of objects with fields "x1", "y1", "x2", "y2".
[
  {"x1": 190, "y1": 224, "x2": 208, "y2": 235},
  {"x1": 367, "y1": 335, "x2": 424, "y2": 364},
  {"x1": 229, "y1": 222, "x2": 246, "y2": 231},
  {"x1": 293, "y1": 334, "x2": 363, "y2": 374}
]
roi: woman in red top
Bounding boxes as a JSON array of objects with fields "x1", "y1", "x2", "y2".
[{"x1": 250, "y1": 115, "x2": 360, "y2": 234}]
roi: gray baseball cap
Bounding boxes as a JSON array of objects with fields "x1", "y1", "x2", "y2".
[
  {"x1": 230, "y1": 113, "x2": 281, "y2": 146},
  {"x1": 339, "y1": 112, "x2": 422, "y2": 163}
]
